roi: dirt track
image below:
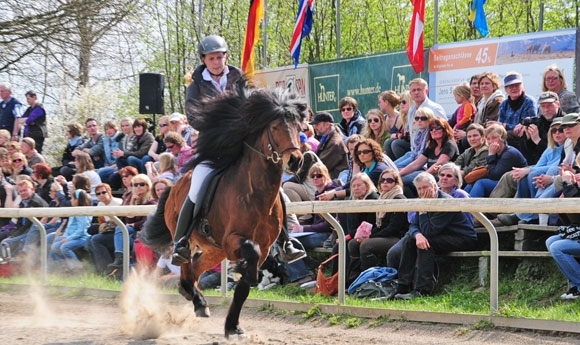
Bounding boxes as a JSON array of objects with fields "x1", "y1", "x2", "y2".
[{"x1": 1, "y1": 284, "x2": 578, "y2": 345}]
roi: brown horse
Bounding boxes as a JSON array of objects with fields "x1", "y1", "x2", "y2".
[{"x1": 141, "y1": 88, "x2": 306, "y2": 338}]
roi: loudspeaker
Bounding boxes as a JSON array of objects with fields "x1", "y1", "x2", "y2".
[{"x1": 139, "y1": 73, "x2": 165, "y2": 114}]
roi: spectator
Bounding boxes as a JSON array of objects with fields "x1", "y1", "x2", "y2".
[
  {"x1": 448, "y1": 82, "x2": 475, "y2": 131},
  {"x1": 118, "y1": 117, "x2": 134, "y2": 152},
  {"x1": 332, "y1": 134, "x2": 364, "y2": 195},
  {"x1": 497, "y1": 71, "x2": 537, "y2": 149},
  {"x1": 20, "y1": 137, "x2": 45, "y2": 168},
  {"x1": 464, "y1": 124, "x2": 527, "y2": 197},
  {"x1": 353, "y1": 138, "x2": 391, "y2": 187},
  {"x1": 301, "y1": 122, "x2": 319, "y2": 152},
  {"x1": 0, "y1": 148, "x2": 11, "y2": 183},
  {"x1": 0, "y1": 82, "x2": 23, "y2": 140},
  {"x1": 384, "y1": 91, "x2": 412, "y2": 160},
  {"x1": 10, "y1": 152, "x2": 32, "y2": 180},
  {"x1": 310, "y1": 112, "x2": 349, "y2": 180},
  {"x1": 363, "y1": 109, "x2": 390, "y2": 148},
  {"x1": 73, "y1": 118, "x2": 105, "y2": 169},
  {"x1": 163, "y1": 131, "x2": 194, "y2": 173},
  {"x1": 168, "y1": 113, "x2": 196, "y2": 147},
  {"x1": 469, "y1": 73, "x2": 483, "y2": 106},
  {"x1": 146, "y1": 152, "x2": 178, "y2": 183},
  {"x1": 473, "y1": 72, "x2": 504, "y2": 127},
  {"x1": 32, "y1": 163, "x2": 54, "y2": 204},
  {"x1": 541, "y1": 64, "x2": 580, "y2": 114},
  {"x1": 437, "y1": 162, "x2": 470, "y2": 198},
  {"x1": 399, "y1": 117, "x2": 458, "y2": 198},
  {"x1": 337, "y1": 97, "x2": 366, "y2": 142},
  {"x1": 47, "y1": 189, "x2": 92, "y2": 273},
  {"x1": 154, "y1": 245, "x2": 182, "y2": 288},
  {"x1": 377, "y1": 90, "x2": 401, "y2": 138},
  {"x1": 73, "y1": 151, "x2": 102, "y2": 201},
  {"x1": 518, "y1": 91, "x2": 565, "y2": 165},
  {"x1": 151, "y1": 178, "x2": 173, "y2": 202},
  {"x1": 391, "y1": 172, "x2": 478, "y2": 299},
  {"x1": 54, "y1": 173, "x2": 91, "y2": 207},
  {"x1": 113, "y1": 118, "x2": 154, "y2": 173},
  {"x1": 52, "y1": 122, "x2": 86, "y2": 181},
  {"x1": 394, "y1": 107, "x2": 435, "y2": 169},
  {"x1": 6, "y1": 140, "x2": 20, "y2": 157},
  {"x1": 0, "y1": 129, "x2": 10, "y2": 148},
  {"x1": 17, "y1": 91, "x2": 47, "y2": 153},
  {"x1": 107, "y1": 174, "x2": 157, "y2": 274},
  {"x1": 349, "y1": 169, "x2": 408, "y2": 274},
  {"x1": 86, "y1": 182, "x2": 124, "y2": 275},
  {"x1": 146, "y1": 115, "x2": 170, "y2": 162},
  {"x1": 283, "y1": 137, "x2": 320, "y2": 203},
  {"x1": 406, "y1": 78, "x2": 447, "y2": 147},
  {"x1": 454, "y1": 123, "x2": 489, "y2": 179}
]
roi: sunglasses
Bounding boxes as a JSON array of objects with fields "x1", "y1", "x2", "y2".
[
  {"x1": 430, "y1": 125, "x2": 443, "y2": 131},
  {"x1": 12, "y1": 159, "x2": 22, "y2": 163},
  {"x1": 439, "y1": 173, "x2": 455, "y2": 179},
  {"x1": 551, "y1": 127, "x2": 565, "y2": 133},
  {"x1": 414, "y1": 116, "x2": 429, "y2": 121},
  {"x1": 96, "y1": 191, "x2": 108, "y2": 196},
  {"x1": 310, "y1": 173, "x2": 324, "y2": 179},
  {"x1": 356, "y1": 149, "x2": 373, "y2": 155},
  {"x1": 159, "y1": 123, "x2": 168, "y2": 127},
  {"x1": 302, "y1": 128, "x2": 309, "y2": 132},
  {"x1": 401, "y1": 100, "x2": 407, "y2": 105},
  {"x1": 380, "y1": 177, "x2": 396, "y2": 184},
  {"x1": 369, "y1": 118, "x2": 381, "y2": 123},
  {"x1": 166, "y1": 144, "x2": 175, "y2": 149},
  {"x1": 132, "y1": 182, "x2": 147, "y2": 187},
  {"x1": 341, "y1": 107, "x2": 353, "y2": 112},
  {"x1": 545, "y1": 76, "x2": 560, "y2": 82}
]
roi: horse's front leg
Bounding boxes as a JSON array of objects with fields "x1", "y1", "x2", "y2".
[
  {"x1": 178, "y1": 252, "x2": 210, "y2": 318},
  {"x1": 224, "y1": 239, "x2": 260, "y2": 338}
]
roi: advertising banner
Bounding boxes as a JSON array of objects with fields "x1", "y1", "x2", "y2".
[
  {"x1": 429, "y1": 29, "x2": 577, "y2": 116},
  {"x1": 253, "y1": 64, "x2": 310, "y2": 104}
]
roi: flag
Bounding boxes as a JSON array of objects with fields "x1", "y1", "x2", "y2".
[
  {"x1": 289, "y1": 0, "x2": 315, "y2": 68},
  {"x1": 407, "y1": 0, "x2": 425, "y2": 74},
  {"x1": 469, "y1": 0, "x2": 489, "y2": 37},
  {"x1": 241, "y1": 0, "x2": 265, "y2": 76}
]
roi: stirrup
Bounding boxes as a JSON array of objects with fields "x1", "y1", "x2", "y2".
[{"x1": 171, "y1": 239, "x2": 191, "y2": 266}]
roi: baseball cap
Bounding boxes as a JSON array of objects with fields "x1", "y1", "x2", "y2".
[
  {"x1": 309, "y1": 112, "x2": 334, "y2": 125},
  {"x1": 538, "y1": 91, "x2": 559, "y2": 104},
  {"x1": 504, "y1": 72, "x2": 523, "y2": 86},
  {"x1": 560, "y1": 113, "x2": 580, "y2": 126}
]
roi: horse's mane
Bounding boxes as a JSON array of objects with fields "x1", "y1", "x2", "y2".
[{"x1": 188, "y1": 87, "x2": 307, "y2": 171}]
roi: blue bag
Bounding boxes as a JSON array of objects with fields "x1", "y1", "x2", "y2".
[{"x1": 347, "y1": 266, "x2": 397, "y2": 295}]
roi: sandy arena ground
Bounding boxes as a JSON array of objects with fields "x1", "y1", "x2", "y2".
[{"x1": 0, "y1": 280, "x2": 577, "y2": 345}]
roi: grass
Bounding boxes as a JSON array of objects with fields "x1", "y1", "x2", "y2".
[{"x1": 1, "y1": 257, "x2": 579, "y2": 323}]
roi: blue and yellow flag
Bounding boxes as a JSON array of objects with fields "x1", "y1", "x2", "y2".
[{"x1": 469, "y1": 0, "x2": 488, "y2": 37}]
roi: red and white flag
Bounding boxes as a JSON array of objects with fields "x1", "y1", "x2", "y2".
[{"x1": 407, "y1": 0, "x2": 425, "y2": 74}]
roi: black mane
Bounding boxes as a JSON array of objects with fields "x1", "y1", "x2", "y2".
[{"x1": 188, "y1": 87, "x2": 307, "y2": 171}]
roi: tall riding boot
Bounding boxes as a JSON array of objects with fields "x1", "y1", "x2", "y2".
[
  {"x1": 277, "y1": 226, "x2": 307, "y2": 264},
  {"x1": 171, "y1": 198, "x2": 196, "y2": 265},
  {"x1": 108, "y1": 252, "x2": 124, "y2": 268}
]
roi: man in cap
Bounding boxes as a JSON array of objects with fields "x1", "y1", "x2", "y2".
[
  {"x1": 498, "y1": 72, "x2": 537, "y2": 150},
  {"x1": 310, "y1": 112, "x2": 348, "y2": 179}
]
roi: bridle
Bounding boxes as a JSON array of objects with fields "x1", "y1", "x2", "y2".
[{"x1": 243, "y1": 120, "x2": 299, "y2": 164}]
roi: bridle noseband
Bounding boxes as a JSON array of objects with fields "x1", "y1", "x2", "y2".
[{"x1": 243, "y1": 123, "x2": 299, "y2": 164}]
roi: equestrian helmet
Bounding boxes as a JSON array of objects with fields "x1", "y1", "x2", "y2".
[{"x1": 198, "y1": 35, "x2": 228, "y2": 59}]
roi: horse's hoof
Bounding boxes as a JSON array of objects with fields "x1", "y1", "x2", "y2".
[
  {"x1": 195, "y1": 306, "x2": 210, "y2": 318},
  {"x1": 225, "y1": 325, "x2": 245, "y2": 339}
]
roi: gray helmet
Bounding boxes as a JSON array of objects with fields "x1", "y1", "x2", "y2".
[{"x1": 198, "y1": 35, "x2": 228, "y2": 59}]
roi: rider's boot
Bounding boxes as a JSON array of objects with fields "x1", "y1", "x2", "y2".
[
  {"x1": 276, "y1": 226, "x2": 307, "y2": 264},
  {"x1": 171, "y1": 198, "x2": 196, "y2": 266}
]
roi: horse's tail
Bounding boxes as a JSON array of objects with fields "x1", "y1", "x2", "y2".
[{"x1": 138, "y1": 186, "x2": 173, "y2": 252}]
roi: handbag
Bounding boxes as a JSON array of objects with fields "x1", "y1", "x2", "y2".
[
  {"x1": 464, "y1": 166, "x2": 488, "y2": 184},
  {"x1": 315, "y1": 254, "x2": 339, "y2": 296},
  {"x1": 354, "y1": 221, "x2": 372, "y2": 241}
]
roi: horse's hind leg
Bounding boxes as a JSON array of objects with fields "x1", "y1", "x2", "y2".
[
  {"x1": 224, "y1": 239, "x2": 260, "y2": 338},
  {"x1": 178, "y1": 254, "x2": 210, "y2": 318}
]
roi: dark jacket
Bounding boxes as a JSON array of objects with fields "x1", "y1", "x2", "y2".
[
  {"x1": 22, "y1": 103, "x2": 47, "y2": 139},
  {"x1": 519, "y1": 109, "x2": 564, "y2": 165},
  {"x1": 316, "y1": 126, "x2": 348, "y2": 179},
  {"x1": 61, "y1": 137, "x2": 87, "y2": 167},
  {"x1": 10, "y1": 193, "x2": 49, "y2": 238},
  {"x1": 408, "y1": 190, "x2": 476, "y2": 241},
  {"x1": 121, "y1": 132, "x2": 155, "y2": 159},
  {"x1": 303, "y1": 182, "x2": 340, "y2": 233},
  {"x1": 486, "y1": 144, "x2": 527, "y2": 180},
  {"x1": 369, "y1": 194, "x2": 409, "y2": 239},
  {"x1": 345, "y1": 191, "x2": 379, "y2": 238},
  {"x1": 338, "y1": 109, "x2": 366, "y2": 140}
]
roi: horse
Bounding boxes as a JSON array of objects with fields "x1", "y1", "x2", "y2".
[{"x1": 141, "y1": 87, "x2": 306, "y2": 338}]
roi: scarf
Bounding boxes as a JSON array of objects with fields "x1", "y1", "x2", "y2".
[
  {"x1": 507, "y1": 91, "x2": 526, "y2": 111},
  {"x1": 376, "y1": 185, "x2": 404, "y2": 227},
  {"x1": 474, "y1": 89, "x2": 503, "y2": 124}
]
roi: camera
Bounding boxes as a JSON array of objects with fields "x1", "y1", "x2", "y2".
[{"x1": 520, "y1": 117, "x2": 539, "y2": 127}]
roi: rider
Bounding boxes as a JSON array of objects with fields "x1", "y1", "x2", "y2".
[{"x1": 171, "y1": 35, "x2": 306, "y2": 266}]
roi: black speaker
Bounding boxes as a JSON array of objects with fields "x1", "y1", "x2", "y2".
[{"x1": 139, "y1": 73, "x2": 165, "y2": 114}]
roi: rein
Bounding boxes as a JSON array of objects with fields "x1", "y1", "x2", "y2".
[{"x1": 243, "y1": 126, "x2": 299, "y2": 164}]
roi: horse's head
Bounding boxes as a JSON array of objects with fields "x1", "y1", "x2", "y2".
[{"x1": 246, "y1": 89, "x2": 307, "y2": 173}]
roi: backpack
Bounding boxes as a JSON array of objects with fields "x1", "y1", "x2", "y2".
[
  {"x1": 347, "y1": 266, "x2": 398, "y2": 294},
  {"x1": 352, "y1": 280, "x2": 397, "y2": 299}
]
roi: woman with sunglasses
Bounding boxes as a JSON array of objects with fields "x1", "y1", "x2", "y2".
[
  {"x1": 147, "y1": 115, "x2": 170, "y2": 162},
  {"x1": 363, "y1": 109, "x2": 389, "y2": 148},
  {"x1": 348, "y1": 169, "x2": 408, "y2": 279},
  {"x1": 108, "y1": 173, "x2": 157, "y2": 274},
  {"x1": 337, "y1": 97, "x2": 367, "y2": 142},
  {"x1": 352, "y1": 138, "x2": 391, "y2": 187},
  {"x1": 10, "y1": 152, "x2": 31, "y2": 180},
  {"x1": 393, "y1": 107, "x2": 435, "y2": 169},
  {"x1": 398, "y1": 118, "x2": 458, "y2": 198},
  {"x1": 291, "y1": 162, "x2": 340, "y2": 249}
]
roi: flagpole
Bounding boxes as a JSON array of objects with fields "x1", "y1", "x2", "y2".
[
  {"x1": 433, "y1": 0, "x2": 439, "y2": 44},
  {"x1": 336, "y1": 0, "x2": 341, "y2": 58},
  {"x1": 263, "y1": 0, "x2": 268, "y2": 68}
]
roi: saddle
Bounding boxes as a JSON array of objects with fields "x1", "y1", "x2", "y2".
[{"x1": 192, "y1": 168, "x2": 226, "y2": 245}]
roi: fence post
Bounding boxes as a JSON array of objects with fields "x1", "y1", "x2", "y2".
[
  {"x1": 109, "y1": 216, "x2": 129, "y2": 282},
  {"x1": 320, "y1": 213, "x2": 346, "y2": 304},
  {"x1": 472, "y1": 212, "x2": 499, "y2": 315},
  {"x1": 28, "y1": 217, "x2": 46, "y2": 284}
]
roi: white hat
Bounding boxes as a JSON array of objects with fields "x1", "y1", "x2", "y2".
[{"x1": 169, "y1": 113, "x2": 183, "y2": 122}]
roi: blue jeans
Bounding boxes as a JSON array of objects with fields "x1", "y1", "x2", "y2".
[
  {"x1": 290, "y1": 232, "x2": 330, "y2": 250},
  {"x1": 464, "y1": 178, "x2": 498, "y2": 197},
  {"x1": 98, "y1": 167, "x2": 117, "y2": 184},
  {"x1": 546, "y1": 235, "x2": 580, "y2": 289},
  {"x1": 394, "y1": 151, "x2": 416, "y2": 169},
  {"x1": 127, "y1": 155, "x2": 152, "y2": 173},
  {"x1": 113, "y1": 225, "x2": 135, "y2": 254},
  {"x1": 49, "y1": 235, "x2": 87, "y2": 269}
]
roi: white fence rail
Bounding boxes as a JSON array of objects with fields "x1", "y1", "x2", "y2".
[{"x1": 0, "y1": 198, "x2": 571, "y2": 315}]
